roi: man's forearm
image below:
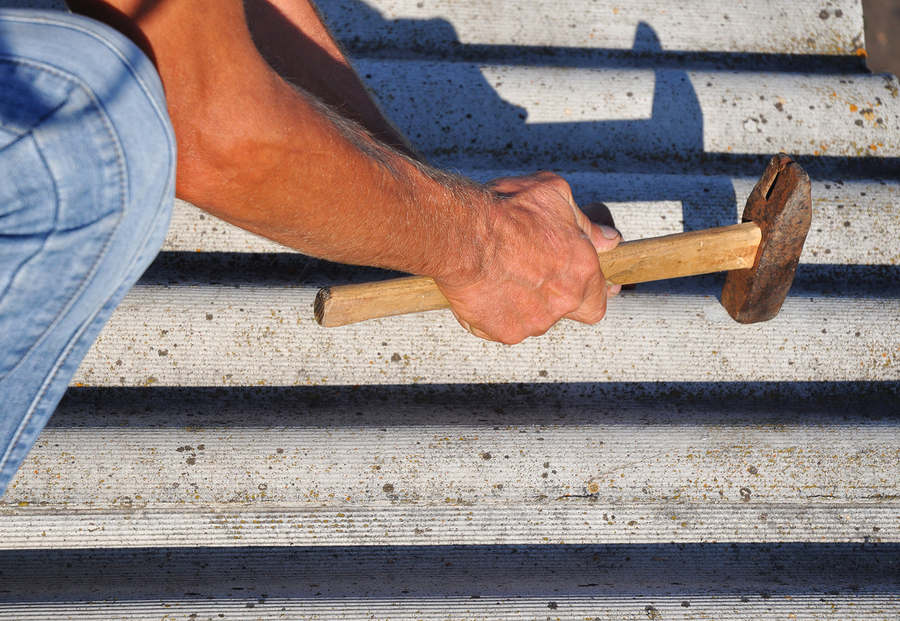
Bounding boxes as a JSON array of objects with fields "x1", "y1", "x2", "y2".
[
  {"x1": 192, "y1": 77, "x2": 489, "y2": 283},
  {"x1": 243, "y1": 0, "x2": 419, "y2": 158}
]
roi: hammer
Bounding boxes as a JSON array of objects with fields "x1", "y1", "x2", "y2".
[{"x1": 315, "y1": 153, "x2": 811, "y2": 327}]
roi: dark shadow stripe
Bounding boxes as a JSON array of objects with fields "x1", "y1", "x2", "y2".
[
  {"x1": 347, "y1": 41, "x2": 873, "y2": 75},
  {"x1": 54, "y1": 382, "x2": 900, "y2": 427},
  {"x1": 1, "y1": 543, "x2": 898, "y2": 601}
]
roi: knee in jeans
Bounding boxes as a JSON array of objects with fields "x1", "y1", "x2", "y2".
[{"x1": 27, "y1": 10, "x2": 177, "y2": 222}]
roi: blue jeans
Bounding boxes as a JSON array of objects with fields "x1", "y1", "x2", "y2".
[{"x1": 0, "y1": 10, "x2": 175, "y2": 496}]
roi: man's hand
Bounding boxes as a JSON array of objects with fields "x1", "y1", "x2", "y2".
[{"x1": 435, "y1": 172, "x2": 621, "y2": 344}]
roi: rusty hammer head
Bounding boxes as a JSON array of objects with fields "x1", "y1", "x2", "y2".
[{"x1": 721, "y1": 153, "x2": 812, "y2": 323}]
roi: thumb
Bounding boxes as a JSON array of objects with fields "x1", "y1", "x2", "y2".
[
  {"x1": 574, "y1": 202, "x2": 623, "y2": 295},
  {"x1": 583, "y1": 220, "x2": 623, "y2": 296},
  {"x1": 572, "y1": 202, "x2": 621, "y2": 253},
  {"x1": 586, "y1": 221, "x2": 621, "y2": 253}
]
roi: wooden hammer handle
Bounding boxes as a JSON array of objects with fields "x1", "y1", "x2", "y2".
[{"x1": 315, "y1": 222, "x2": 762, "y2": 327}]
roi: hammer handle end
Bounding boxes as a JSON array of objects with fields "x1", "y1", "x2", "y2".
[{"x1": 315, "y1": 275, "x2": 450, "y2": 327}]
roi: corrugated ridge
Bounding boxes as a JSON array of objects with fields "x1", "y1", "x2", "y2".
[
  {"x1": 318, "y1": 0, "x2": 866, "y2": 56},
  {"x1": 2, "y1": 595, "x2": 898, "y2": 621},
  {"x1": 2, "y1": 503, "x2": 898, "y2": 549},
  {"x1": 72, "y1": 293, "x2": 900, "y2": 386},
  {"x1": 351, "y1": 63, "x2": 898, "y2": 170},
  {"x1": 6, "y1": 413, "x2": 900, "y2": 508}
]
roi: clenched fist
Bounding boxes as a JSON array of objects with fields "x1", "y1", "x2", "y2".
[{"x1": 435, "y1": 172, "x2": 621, "y2": 344}]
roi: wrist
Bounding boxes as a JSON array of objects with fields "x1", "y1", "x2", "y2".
[{"x1": 417, "y1": 171, "x2": 498, "y2": 290}]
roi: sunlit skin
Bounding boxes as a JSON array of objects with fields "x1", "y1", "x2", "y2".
[{"x1": 67, "y1": 0, "x2": 621, "y2": 344}]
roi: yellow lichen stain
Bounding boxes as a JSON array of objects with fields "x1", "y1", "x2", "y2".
[{"x1": 849, "y1": 104, "x2": 858, "y2": 112}]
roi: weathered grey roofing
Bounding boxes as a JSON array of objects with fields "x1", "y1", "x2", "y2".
[{"x1": 1, "y1": 0, "x2": 899, "y2": 619}]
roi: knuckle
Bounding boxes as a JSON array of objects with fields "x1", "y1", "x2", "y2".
[
  {"x1": 535, "y1": 170, "x2": 567, "y2": 188},
  {"x1": 533, "y1": 170, "x2": 560, "y2": 182}
]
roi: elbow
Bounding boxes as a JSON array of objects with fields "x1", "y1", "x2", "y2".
[
  {"x1": 168, "y1": 75, "x2": 286, "y2": 212},
  {"x1": 172, "y1": 118, "x2": 243, "y2": 211}
]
